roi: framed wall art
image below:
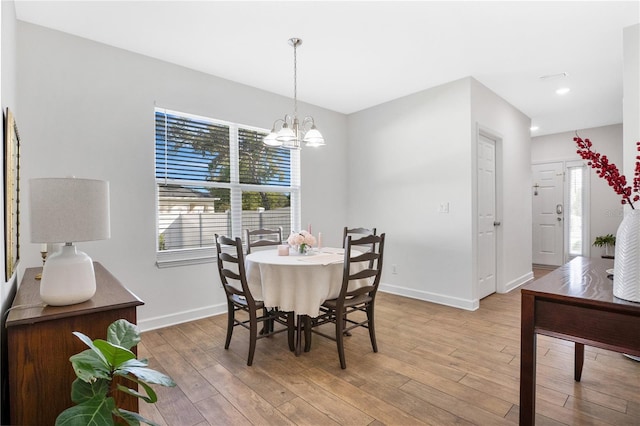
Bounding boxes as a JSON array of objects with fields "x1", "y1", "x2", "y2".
[{"x1": 4, "y1": 108, "x2": 20, "y2": 281}]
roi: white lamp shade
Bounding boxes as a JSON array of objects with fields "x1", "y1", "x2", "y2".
[
  {"x1": 263, "y1": 131, "x2": 282, "y2": 147},
  {"x1": 30, "y1": 178, "x2": 110, "y2": 243},
  {"x1": 303, "y1": 128, "x2": 325, "y2": 147},
  {"x1": 276, "y1": 126, "x2": 296, "y2": 143}
]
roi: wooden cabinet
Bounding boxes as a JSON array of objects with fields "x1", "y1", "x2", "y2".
[{"x1": 7, "y1": 263, "x2": 144, "y2": 425}]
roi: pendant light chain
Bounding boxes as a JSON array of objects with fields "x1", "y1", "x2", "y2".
[{"x1": 293, "y1": 40, "x2": 298, "y2": 118}]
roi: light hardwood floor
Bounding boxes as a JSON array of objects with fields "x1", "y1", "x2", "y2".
[{"x1": 139, "y1": 268, "x2": 639, "y2": 425}]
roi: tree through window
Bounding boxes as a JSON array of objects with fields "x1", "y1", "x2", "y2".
[{"x1": 155, "y1": 108, "x2": 296, "y2": 264}]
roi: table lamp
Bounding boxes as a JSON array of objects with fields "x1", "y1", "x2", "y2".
[{"x1": 29, "y1": 177, "x2": 111, "y2": 306}]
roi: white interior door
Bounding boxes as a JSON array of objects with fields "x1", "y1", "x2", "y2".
[
  {"x1": 532, "y1": 162, "x2": 564, "y2": 266},
  {"x1": 477, "y1": 135, "x2": 497, "y2": 299}
]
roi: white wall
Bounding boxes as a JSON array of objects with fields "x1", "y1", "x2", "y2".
[
  {"x1": 348, "y1": 78, "x2": 475, "y2": 308},
  {"x1": 532, "y1": 124, "x2": 624, "y2": 254},
  {"x1": 1, "y1": 1, "x2": 18, "y2": 307},
  {"x1": 347, "y1": 77, "x2": 532, "y2": 310},
  {"x1": 16, "y1": 22, "x2": 349, "y2": 330},
  {"x1": 1, "y1": 1, "x2": 18, "y2": 422},
  {"x1": 623, "y1": 24, "x2": 640, "y2": 188},
  {"x1": 13, "y1": 20, "x2": 550, "y2": 322},
  {"x1": 470, "y1": 78, "x2": 533, "y2": 294}
]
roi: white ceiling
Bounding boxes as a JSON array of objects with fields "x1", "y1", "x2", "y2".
[{"x1": 13, "y1": 1, "x2": 640, "y2": 136}]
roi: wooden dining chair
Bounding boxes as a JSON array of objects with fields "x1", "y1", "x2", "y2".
[
  {"x1": 304, "y1": 233, "x2": 386, "y2": 369},
  {"x1": 245, "y1": 227, "x2": 283, "y2": 254},
  {"x1": 343, "y1": 226, "x2": 377, "y2": 266},
  {"x1": 215, "y1": 234, "x2": 294, "y2": 365}
]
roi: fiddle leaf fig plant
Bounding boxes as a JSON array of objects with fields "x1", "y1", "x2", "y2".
[{"x1": 55, "y1": 319, "x2": 175, "y2": 426}]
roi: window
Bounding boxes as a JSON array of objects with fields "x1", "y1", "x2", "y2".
[
  {"x1": 155, "y1": 108, "x2": 299, "y2": 267},
  {"x1": 567, "y1": 163, "x2": 589, "y2": 257}
]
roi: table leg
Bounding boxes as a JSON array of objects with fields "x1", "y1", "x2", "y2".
[
  {"x1": 295, "y1": 314, "x2": 303, "y2": 356},
  {"x1": 520, "y1": 293, "x2": 537, "y2": 426},
  {"x1": 574, "y1": 342, "x2": 584, "y2": 382}
]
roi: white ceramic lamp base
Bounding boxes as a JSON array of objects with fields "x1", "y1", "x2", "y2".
[{"x1": 40, "y1": 244, "x2": 96, "y2": 306}]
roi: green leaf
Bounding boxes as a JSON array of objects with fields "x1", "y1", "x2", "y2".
[
  {"x1": 93, "y1": 339, "x2": 136, "y2": 368},
  {"x1": 72, "y1": 332, "x2": 109, "y2": 366},
  {"x1": 116, "y1": 408, "x2": 159, "y2": 426},
  {"x1": 70, "y1": 378, "x2": 109, "y2": 404},
  {"x1": 116, "y1": 361, "x2": 176, "y2": 387},
  {"x1": 70, "y1": 350, "x2": 111, "y2": 382},
  {"x1": 107, "y1": 319, "x2": 141, "y2": 351},
  {"x1": 55, "y1": 394, "x2": 116, "y2": 426},
  {"x1": 116, "y1": 378, "x2": 158, "y2": 404}
]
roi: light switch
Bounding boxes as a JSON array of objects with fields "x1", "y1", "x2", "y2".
[{"x1": 439, "y1": 202, "x2": 450, "y2": 213}]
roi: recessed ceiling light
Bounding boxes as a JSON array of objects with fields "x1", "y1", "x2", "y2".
[
  {"x1": 530, "y1": 126, "x2": 539, "y2": 132},
  {"x1": 556, "y1": 87, "x2": 571, "y2": 95}
]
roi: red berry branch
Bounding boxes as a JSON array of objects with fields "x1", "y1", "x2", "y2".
[{"x1": 574, "y1": 136, "x2": 640, "y2": 209}]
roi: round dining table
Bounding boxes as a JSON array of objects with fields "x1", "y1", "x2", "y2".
[
  {"x1": 245, "y1": 247, "x2": 348, "y2": 317},
  {"x1": 245, "y1": 246, "x2": 364, "y2": 355}
]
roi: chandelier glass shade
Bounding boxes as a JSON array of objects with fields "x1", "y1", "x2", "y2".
[{"x1": 263, "y1": 38, "x2": 325, "y2": 150}]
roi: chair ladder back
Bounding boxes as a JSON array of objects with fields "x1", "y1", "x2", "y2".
[
  {"x1": 245, "y1": 227, "x2": 283, "y2": 254},
  {"x1": 342, "y1": 226, "x2": 377, "y2": 248},
  {"x1": 215, "y1": 234, "x2": 256, "y2": 305},
  {"x1": 340, "y1": 234, "x2": 386, "y2": 300}
]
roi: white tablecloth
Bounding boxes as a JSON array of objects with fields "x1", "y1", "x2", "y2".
[{"x1": 245, "y1": 247, "x2": 361, "y2": 317}]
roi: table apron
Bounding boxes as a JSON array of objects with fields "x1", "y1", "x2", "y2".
[{"x1": 534, "y1": 298, "x2": 640, "y2": 357}]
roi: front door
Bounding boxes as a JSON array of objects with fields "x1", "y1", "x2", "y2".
[{"x1": 532, "y1": 162, "x2": 564, "y2": 266}]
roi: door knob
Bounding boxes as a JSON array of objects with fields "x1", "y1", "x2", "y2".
[{"x1": 493, "y1": 221, "x2": 501, "y2": 226}]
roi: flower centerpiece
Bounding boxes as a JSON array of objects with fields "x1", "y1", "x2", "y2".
[
  {"x1": 287, "y1": 230, "x2": 317, "y2": 254},
  {"x1": 575, "y1": 135, "x2": 640, "y2": 303}
]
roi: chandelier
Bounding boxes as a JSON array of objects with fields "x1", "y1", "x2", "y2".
[{"x1": 263, "y1": 38, "x2": 325, "y2": 149}]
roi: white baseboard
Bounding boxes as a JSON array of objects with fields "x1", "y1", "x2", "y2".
[
  {"x1": 379, "y1": 282, "x2": 479, "y2": 311},
  {"x1": 138, "y1": 303, "x2": 227, "y2": 332},
  {"x1": 501, "y1": 271, "x2": 534, "y2": 293},
  {"x1": 139, "y1": 275, "x2": 534, "y2": 332}
]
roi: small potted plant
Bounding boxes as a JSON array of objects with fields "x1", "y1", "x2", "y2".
[
  {"x1": 56, "y1": 319, "x2": 175, "y2": 426},
  {"x1": 593, "y1": 234, "x2": 616, "y2": 258}
]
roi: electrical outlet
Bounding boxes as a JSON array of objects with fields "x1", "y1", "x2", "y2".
[
  {"x1": 439, "y1": 202, "x2": 450, "y2": 213},
  {"x1": 392, "y1": 264, "x2": 398, "y2": 274}
]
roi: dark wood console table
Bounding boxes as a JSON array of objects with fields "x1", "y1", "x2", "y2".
[
  {"x1": 520, "y1": 256, "x2": 640, "y2": 425},
  {"x1": 7, "y1": 262, "x2": 144, "y2": 425}
]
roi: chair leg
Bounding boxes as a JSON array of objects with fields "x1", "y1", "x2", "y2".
[
  {"x1": 247, "y1": 311, "x2": 258, "y2": 366},
  {"x1": 224, "y1": 302, "x2": 235, "y2": 350},
  {"x1": 335, "y1": 311, "x2": 347, "y2": 369},
  {"x1": 367, "y1": 303, "x2": 378, "y2": 353},
  {"x1": 303, "y1": 315, "x2": 312, "y2": 352}
]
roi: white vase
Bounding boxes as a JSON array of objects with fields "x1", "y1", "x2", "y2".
[{"x1": 613, "y1": 209, "x2": 640, "y2": 302}]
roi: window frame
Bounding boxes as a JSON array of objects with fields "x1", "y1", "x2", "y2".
[{"x1": 155, "y1": 107, "x2": 300, "y2": 268}]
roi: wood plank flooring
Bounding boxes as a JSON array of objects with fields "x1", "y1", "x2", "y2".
[{"x1": 139, "y1": 268, "x2": 640, "y2": 425}]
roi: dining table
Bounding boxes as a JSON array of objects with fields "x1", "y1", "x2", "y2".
[{"x1": 244, "y1": 246, "x2": 364, "y2": 355}]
